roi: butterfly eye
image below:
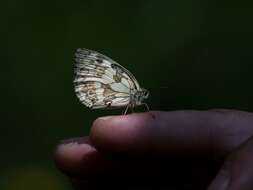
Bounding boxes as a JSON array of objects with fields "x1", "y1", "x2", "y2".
[{"x1": 144, "y1": 90, "x2": 149, "y2": 97}]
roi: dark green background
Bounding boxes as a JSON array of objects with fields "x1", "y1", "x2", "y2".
[{"x1": 4, "y1": 0, "x2": 253, "y2": 189}]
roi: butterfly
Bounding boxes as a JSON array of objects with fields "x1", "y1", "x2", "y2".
[{"x1": 74, "y1": 48, "x2": 149, "y2": 114}]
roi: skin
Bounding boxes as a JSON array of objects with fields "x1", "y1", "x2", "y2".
[{"x1": 55, "y1": 109, "x2": 253, "y2": 190}]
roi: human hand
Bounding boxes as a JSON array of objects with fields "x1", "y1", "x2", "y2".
[{"x1": 55, "y1": 110, "x2": 253, "y2": 190}]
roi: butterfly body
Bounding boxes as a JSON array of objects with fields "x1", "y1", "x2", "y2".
[{"x1": 74, "y1": 48, "x2": 149, "y2": 112}]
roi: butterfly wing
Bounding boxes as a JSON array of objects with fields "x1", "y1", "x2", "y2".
[{"x1": 74, "y1": 48, "x2": 140, "y2": 109}]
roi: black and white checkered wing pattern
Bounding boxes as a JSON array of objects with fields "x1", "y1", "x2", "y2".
[{"x1": 74, "y1": 48, "x2": 140, "y2": 109}]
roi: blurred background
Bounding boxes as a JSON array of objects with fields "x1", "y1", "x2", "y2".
[{"x1": 4, "y1": 0, "x2": 253, "y2": 189}]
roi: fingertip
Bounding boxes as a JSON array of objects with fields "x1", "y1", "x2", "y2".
[
  {"x1": 54, "y1": 137, "x2": 96, "y2": 174},
  {"x1": 90, "y1": 112, "x2": 158, "y2": 152},
  {"x1": 90, "y1": 114, "x2": 133, "y2": 151}
]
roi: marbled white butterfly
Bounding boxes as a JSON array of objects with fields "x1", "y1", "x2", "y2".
[{"x1": 74, "y1": 48, "x2": 149, "y2": 114}]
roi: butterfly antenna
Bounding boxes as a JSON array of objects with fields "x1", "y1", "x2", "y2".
[{"x1": 148, "y1": 86, "x2": 169, "y2": 91}]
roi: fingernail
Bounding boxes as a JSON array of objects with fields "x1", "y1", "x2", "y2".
[
  {"x1": 56, "y1": 141, "x2": 95, "y2": 157},
  {"x1": 207, "y1": 169, "x2": 230, "y2": 190},
  {"x1": 97, "y1": 116, "x2": 114, "y2": 121},
  {"x1": 60, "y1": 137, "x2": 89, "y2": 145}
]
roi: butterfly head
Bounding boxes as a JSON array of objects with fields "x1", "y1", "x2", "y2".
[
  {"x1": 141, "y1": 88, "x2": 149, "y2": 99},
  {"x1": 134, "y1": 88, "x2": 149, "y2": 104},
  {"x1": 131, "y1": 88, "x2": 149, "y2": 105}
]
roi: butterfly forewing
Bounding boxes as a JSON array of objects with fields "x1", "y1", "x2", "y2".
[{"x1": 74, "y1": 48, "x2": 140, "y2": 109}]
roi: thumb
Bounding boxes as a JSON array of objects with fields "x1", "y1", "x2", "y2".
[{"x1": 207, "y1": 135, "x2": 253, "y2": 190}]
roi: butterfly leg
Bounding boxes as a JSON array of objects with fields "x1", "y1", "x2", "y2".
[
  {"x1": 142, "y1": 103, "x2": 150, "y2": 112},
  {"x1": 123, "y1": 104, "x2": 130, "y2": 115}
]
